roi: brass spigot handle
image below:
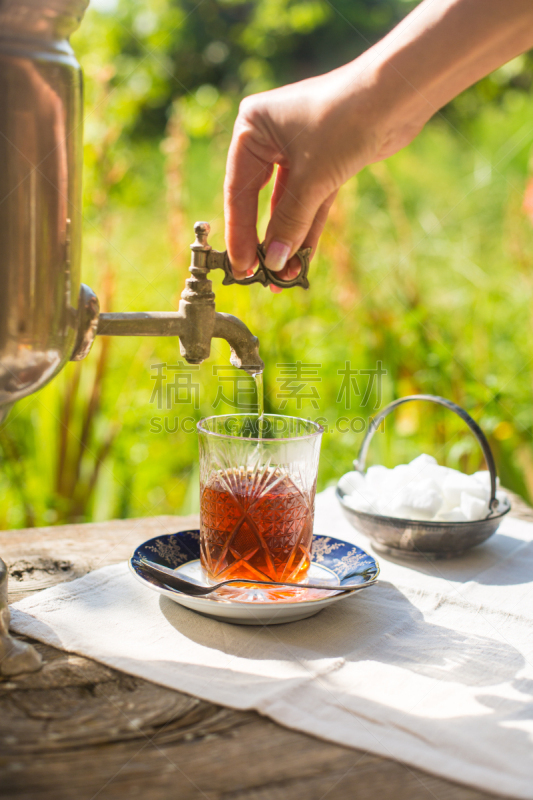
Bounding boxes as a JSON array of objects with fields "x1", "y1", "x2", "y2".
[{"x1": 206, "y1": 243, "x2": 311, "y2": 289}]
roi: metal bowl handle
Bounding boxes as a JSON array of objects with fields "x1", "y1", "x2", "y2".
[{"x1": 354, "y1": 395, "x2": 499, "y2": 514}]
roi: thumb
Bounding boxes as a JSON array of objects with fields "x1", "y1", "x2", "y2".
[{"x1": 263, "y1": 172, "x2": 325, "y2": 272}]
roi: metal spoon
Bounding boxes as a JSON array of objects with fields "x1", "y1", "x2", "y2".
[{"x1": 132, "y1": 556, "x2": 377, "y2": 597}]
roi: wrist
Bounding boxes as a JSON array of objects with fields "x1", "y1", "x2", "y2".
[
  {"x1": 334, "y1": 50, "x2": 429, "y2": 166},
  {"x1": 366, "y1": 51, "x2": 434, "y2": 161}
]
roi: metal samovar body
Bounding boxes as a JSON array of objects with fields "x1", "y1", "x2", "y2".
[{"x1": 0, "y1": 0, "x2": 87, "y2": 420}]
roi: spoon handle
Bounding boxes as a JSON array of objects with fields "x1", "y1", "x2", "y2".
[
  {"x1": 135, "y1": 557, "x2": 376, "y2": 594},
  {"x1": 133, "y1": 558, "x2": 211, "y2": 595},
  {"x1": 217, "y1": 578, "x2": 351, "y2": 592}
]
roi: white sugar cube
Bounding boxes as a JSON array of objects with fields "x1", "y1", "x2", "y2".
[
  {"x1": 338, "y1": 470, "x2": 377, "y2": 513},
  {"x1": 437, "y1": 507, "x2": 468, "y2": 522},
  {"x1": 407, "y1": 454, "x2": 454, "y2": 484},
  {"x1": 408, "y1": 453, "x2": 438, "y2": 470},
  {"x1": 441, "y1": 470, "x2": 489, "y2": 509},
  {"x1": 387, "y1": 464, "x2": 416, "y2": 494},
  {"x1": 365, "y1": 465, "x2": 392, "y2": 494},
  {"x1": 496, "y1": 489, "x2": 508, "y2": 507},
  {"x1": 472, "y1": 470, "x2": 499, "y2": 490},
  {"x1": 460, "y1": 491, "x2": 489, "y2": 521},
  {"x1": 338, "y1": 471, "x2": 365, "y2": 496},
  {"x1": 387, "y1": 478, "x2": 443, "y2": 521},
  {"x1": 338, "y1": 452, "x2": 502, "y2": 524},
  {"x1": 343, "y1": 493, "x2": 376, "y2": 514}
]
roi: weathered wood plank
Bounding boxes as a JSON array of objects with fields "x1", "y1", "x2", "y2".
[
  {"x1": 2, "y1": 514, "x2": 199, "y2": 603},
  {"x1": 1, "y1": 500, "x2": 528, "y2": 800}
]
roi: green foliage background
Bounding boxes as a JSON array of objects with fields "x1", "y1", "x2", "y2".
[{"x1": 2, "y1": 0, "x2": 533, "y2": 527}]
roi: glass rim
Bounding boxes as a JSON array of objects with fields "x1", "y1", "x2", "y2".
[{"x1": 196, "y1": 413, "x2": 324, "y2": 443}]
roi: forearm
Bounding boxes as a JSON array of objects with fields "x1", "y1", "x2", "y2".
[{"x1": 362, "y1": 0, "x2": 533, "y2": 155}]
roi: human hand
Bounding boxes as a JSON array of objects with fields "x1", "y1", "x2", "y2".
[
  {"x1": 224, "y1": 62, "x2": 392, "y2": 291},
  {"x1": 224, "y1": 0, "x2": 533, "y2": 292}
]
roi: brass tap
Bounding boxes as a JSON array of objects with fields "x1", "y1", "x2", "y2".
[{"x1": 75, "y1": 222, "x2": 311, "y2": 376}]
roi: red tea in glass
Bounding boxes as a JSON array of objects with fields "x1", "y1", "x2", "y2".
[
  {"x1": 200, "y1": 467, "x2": 315, "y2": 583},
  {"x1": 197, "y1": 414, "x2": 323, "y2": 588}
]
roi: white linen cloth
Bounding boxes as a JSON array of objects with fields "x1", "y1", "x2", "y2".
[{"x1": 9, "y1": 488, "x2": 533, "y2": 798}]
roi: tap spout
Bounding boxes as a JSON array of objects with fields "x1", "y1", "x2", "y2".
[
  {"x1": 213, "y1": 312, "x2": 264, "y2": 376},
  {"x1": 96, "y1": 312, "x2": 186, "y2": 337},
  {"x1": 95, "y1": 310, "x2": 263, "y2": 375}
]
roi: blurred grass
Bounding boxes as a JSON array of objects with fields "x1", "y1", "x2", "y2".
[{"x1": 1, "y1": 8, "x2": 533, "y2": 527}]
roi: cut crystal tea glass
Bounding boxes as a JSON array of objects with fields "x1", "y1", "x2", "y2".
[{"x1": 197, "y1": 414, "x2": 323, "y2": 601}]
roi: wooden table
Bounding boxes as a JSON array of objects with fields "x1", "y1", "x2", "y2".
[{"x1": 2, "y1": 499, "x2": 530, "y2": 800}]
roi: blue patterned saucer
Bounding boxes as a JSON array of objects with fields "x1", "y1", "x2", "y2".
[{"x1": 129, "y1": 531, "x2": 379, "y2": 625}]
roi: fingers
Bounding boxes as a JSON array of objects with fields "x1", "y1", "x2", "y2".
[
  {"x1": 263, "y1": 170, "x2": 327, "y2": 273},
  {"x1": 270, "y1": 165, "x2": 289, "y2": 215},
  {"x1": 224, "y1": 123, "x2": 274, "y2": 277},
  {"x1": 267, "y1": 190, "x2": 338, "y2": 292},
  {"x1": 300, "y1": 189, "x2": 338, "y2": 256},
  {"x1": 225, "y1": 97, "x2": 338, "y2": 285},
  {"x1": 268, "y1": 257, "x2": 299, "y2": 292}
]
